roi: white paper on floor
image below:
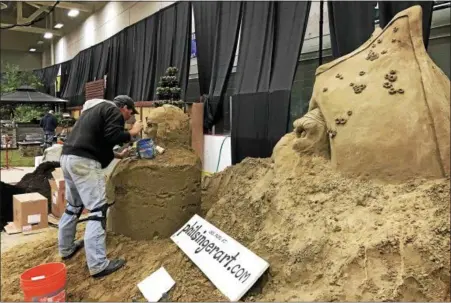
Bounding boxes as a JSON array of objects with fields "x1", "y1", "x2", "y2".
[{"x1": 137, "y1": 267, "x2": 175, "y2": 302}]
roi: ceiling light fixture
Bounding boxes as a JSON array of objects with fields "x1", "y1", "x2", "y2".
[
  {"x1": 37, "y1": 40, "x2": 44, "y2": 45},
  {"x1": 29, "y1": 48, "x2": 36, "y2": 52},
  {"x1": 68, "y1": 9, "x2": 79, "y2": 17},
  {"x1": 43, "y1": 32, "x2": 53, "y2": 39},
  {"x1": 54, "y1": 23, "x2": 64, "y2": 29}
]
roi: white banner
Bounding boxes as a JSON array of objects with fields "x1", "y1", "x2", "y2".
[{"x1": 171, "y1": 214, "x2": 269, "y2": 301}]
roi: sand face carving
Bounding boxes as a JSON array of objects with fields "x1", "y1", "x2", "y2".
[{"x1": 280, "y1": 6, "x2": 450, "y2": 181}]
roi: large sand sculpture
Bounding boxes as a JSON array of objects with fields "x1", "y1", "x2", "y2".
[
  {"x1": 106, "y1": 105, "x2": 201, "y2": 240},
  {"x1": 1, "y1": 6, "x2": 449, "y2": 302},
  {"x1": 284, "y1": 5, "x2": 450, "y2": 181}
]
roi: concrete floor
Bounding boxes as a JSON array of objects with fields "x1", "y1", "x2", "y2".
[{"x1": 0, "y1": 167, "x2": 35, "y2": 184}]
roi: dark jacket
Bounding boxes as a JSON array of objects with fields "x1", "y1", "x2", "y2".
[
  {"x1": 62, "y1": 101, "x2": 131, "y2": 168},
  {"x1": 40, "y1": 113, "x2": 58, "y2": 132}
]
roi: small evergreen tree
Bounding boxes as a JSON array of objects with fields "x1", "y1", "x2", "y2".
[{"x1": 154, "y1": 66, "x2": 184, "y2": 109}]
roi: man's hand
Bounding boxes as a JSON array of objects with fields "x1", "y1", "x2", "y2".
[
  {"x1": 129, "y1": 120, "x2": 143, "y2": 137},
  {"x1": 114, "y1": 147, "x2": 131, "y2": 159}
]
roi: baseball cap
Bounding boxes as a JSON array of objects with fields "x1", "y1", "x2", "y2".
[{"x1": 113, "y1": 95, "x2": 139, "y2": 115}]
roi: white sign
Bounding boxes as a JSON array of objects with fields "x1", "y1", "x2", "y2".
[
  {"x1": 171, "y1": 214, "x2": 269, "y2": 301},
  {"x1": 137, "y1": 267, "x2": 175, "y2": 302}
]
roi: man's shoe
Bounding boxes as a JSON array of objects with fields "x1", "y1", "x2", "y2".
[
  {"x1": 62, "y1": 240, "x2": 84, "y2": 260},
  {"x1": 92, "y1": 259, "x2": 126, "y2": 278}
]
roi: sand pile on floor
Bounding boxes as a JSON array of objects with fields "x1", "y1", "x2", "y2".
[{"x1": 2, "y1": 154, "x2": 449, "y2": 301}]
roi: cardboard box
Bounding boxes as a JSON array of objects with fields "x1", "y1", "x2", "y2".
[
  {"x1": 49, "y1": 179, "x2": 66, "y2": 218},
  {"x1": 13, "y1": 193, "x2": 48, "y2": 233},
  {"x1": 49, "y1": 168, "x2": 88, "y2": 217}
]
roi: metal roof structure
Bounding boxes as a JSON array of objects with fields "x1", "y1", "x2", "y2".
[{"x1": 0, "y1": 85, "x2": 68, "y2": 103}]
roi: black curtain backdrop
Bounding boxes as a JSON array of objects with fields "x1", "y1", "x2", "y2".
[
  {"x1": 105, "y1": 27, "x2": 135, "y2": 99},
  {"x1": 328, "y1": 1, "x2": 376, "y2": 58},
  {"x1": 59, "y1": 61, "x2": 71, "y2": 97},
  {"x1": 193, "y1": 1, "x2": 217, "y2": 96},
  {"x1": 42, "y1": 64, "x2": 60, "y2": 96},
  {"x1": 90, "y1": 41, "x2": 109, "y2": 82},
  {"x1": 153, "y1": 2, "x2": 192, "y2": 100},
  {"x1": 130, "y1": 14, "x2": 159, "y2": 101},
  {"x1": 378, "y1": 1, "x2": 433, "y2": 49},
  {"x1": 33, "y1": 64, "x2": 60, "y2": 95},
  {"x1": 193, "y1": 1, "x2": 243, "y2": 130},
  {"x1": 62, "y1": 48, "x2": 92, "y2": 106},
  {"x1": 232, "y1": 1, "x2": 311, "y2": 164}
]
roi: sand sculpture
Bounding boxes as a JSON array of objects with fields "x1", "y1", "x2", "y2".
[
  {"x1": 281, "y1": 5, "x2": 450, "y2": 181},
  {"x1": 106, "y1": 105, "x2": 201, "y2": 240}
]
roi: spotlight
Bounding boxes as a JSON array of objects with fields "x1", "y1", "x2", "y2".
[
  {"x1": 54, "y1": 23, "x2": 64, "y2": 29},
  {"x1": 43, "y1": 32, "x2": 53, "y2": 39},
  {"x1": 68, "y1": 9, "x2": 79, "y2": 17},
  {"x1": 29, "y1": 48, "x2": 36, "y2": 52}
]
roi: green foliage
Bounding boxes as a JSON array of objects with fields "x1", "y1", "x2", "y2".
[
  {"x1": 13, "y1": 104, "x2": 50, "y2": 123},
  {"x1": 155, "y1": 66, "x2": 182, "y2": 103},
  {"x1": 0, "y1": 62, "x2": 43, "y2": 93}
]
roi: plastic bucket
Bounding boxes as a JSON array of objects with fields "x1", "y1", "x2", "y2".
[{"x1": 20, "y1": 262, "x2": 67, "y2": 302}]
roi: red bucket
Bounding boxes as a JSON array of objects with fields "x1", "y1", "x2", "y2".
[{"x1": 20, "y1": 262, "x2": 67, "y2": 302}]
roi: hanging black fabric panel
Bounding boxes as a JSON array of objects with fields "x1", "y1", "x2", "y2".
[
  {"x1": 105, "y1": 27, "x2": 135, "y2": 99},
  {"x1": 130, "y1": 15, "x2": 159, "y2": 101},
  {"x1": 328, "y1": 1, "x2": 376, "y2": 58},
  {"x1": 378, "y1": 1, "x2": 433, "y2": 49},
  {"x1": 59, "y1": 61, "x2": 71, "y2": 97},
  {"x1": 42, "y1": 64, "x2": 60, "y2": 96},
  {"x1": 90, "y1": 41, "x2": 109, "y2": 82},
  {"x1": 235, "y1": 2, "x2": 275, "y2": 94},
  {"x1": 153, "y1": 2, "x2": 192, "y2": 100},
  {"x1": 267, "y1": 1, "x2": 311, "y2": 150},
  {"x1": 172, "y1": 2, "x2": 192, "y2": 100},
  {"x1": 193, "y1": 1, "x2": 218, "y2": 95},
  {"x1": 194, "y1": 1, "x2": 242, "y2": 130},
  {"x1": 62, "y1": 49, "x2": 92, "y2": 106},
  {"x1": 232, "y1": 1, "x2": 311, "y2": 164}
]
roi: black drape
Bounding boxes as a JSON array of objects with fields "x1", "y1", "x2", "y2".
[
  {"x1": 153, "y1": 2, "x2": 192, "y2": 100},
  {"x1": 328, "y1": 1, "x2": 376, "y2": 58},
  {"x1": 378, "y1": 1, "x2": 433, "y2": 49},
  {"x1": 193, "y1": 1, "x2": 218, "y2": 95},
  {"x1": 42, "y1": 64, "x2": 60, "y2": 96},
  {"x1": 105, "y1": 27, "x2": 135, "y2": 99},
  {"x1": 59, "y1": 61, "x2": 71, "y2": 97},
  {"x1": 33, "y1": 65, "x2": 60, "y2": 95},
  {"x1": 90, "y1": 41, "x2": 109, "y2": 82},
  {"x1": 232, "y1": 1, "x2": 311, "y2": 164},
  {"x1": 193, "y1": 1, "x2": 243, "y2": 130},
  {"x1": 62, "y1": 49, "x2": 92, "y2": 106},
  {"x1": 130, "y1": 14, "x2": 159, "y2": 101}
]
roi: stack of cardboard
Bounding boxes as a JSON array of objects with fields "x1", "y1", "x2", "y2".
[{"x1": 4, "y1": 193, "x2": 48, "y2": 234}]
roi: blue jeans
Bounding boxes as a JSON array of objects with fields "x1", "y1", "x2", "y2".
[{"x1": 58, "y1": 154, "x2": 109, "y2": 275}]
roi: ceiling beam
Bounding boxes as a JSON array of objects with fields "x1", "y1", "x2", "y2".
[
  {"x1": 0, "y1": 24, "x2": 62, "y2": 36},
  {"x1": 23, "y1": 7, "x2": 47, "y2": 23},
  {"x1": 25, "y1": 2, "x2": 50, "y2": 13},
  {"x1": 17, "y1": 2, "x2": 23, "y2": 23},
  {"x1": 28, "y1": 1, "x2": 93, "y2": 13}
]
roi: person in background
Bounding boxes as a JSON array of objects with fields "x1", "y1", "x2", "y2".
[
  {"x1": 40, "y1": 110, "x2": 58, "y2": 145},
  {"x1": 58, "y1": 95, "x2": 143, "y2": 278}
]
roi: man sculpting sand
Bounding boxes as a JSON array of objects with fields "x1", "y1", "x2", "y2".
[{"x1": 58, "y1": 95, "x2": 143, "y2": 278}]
